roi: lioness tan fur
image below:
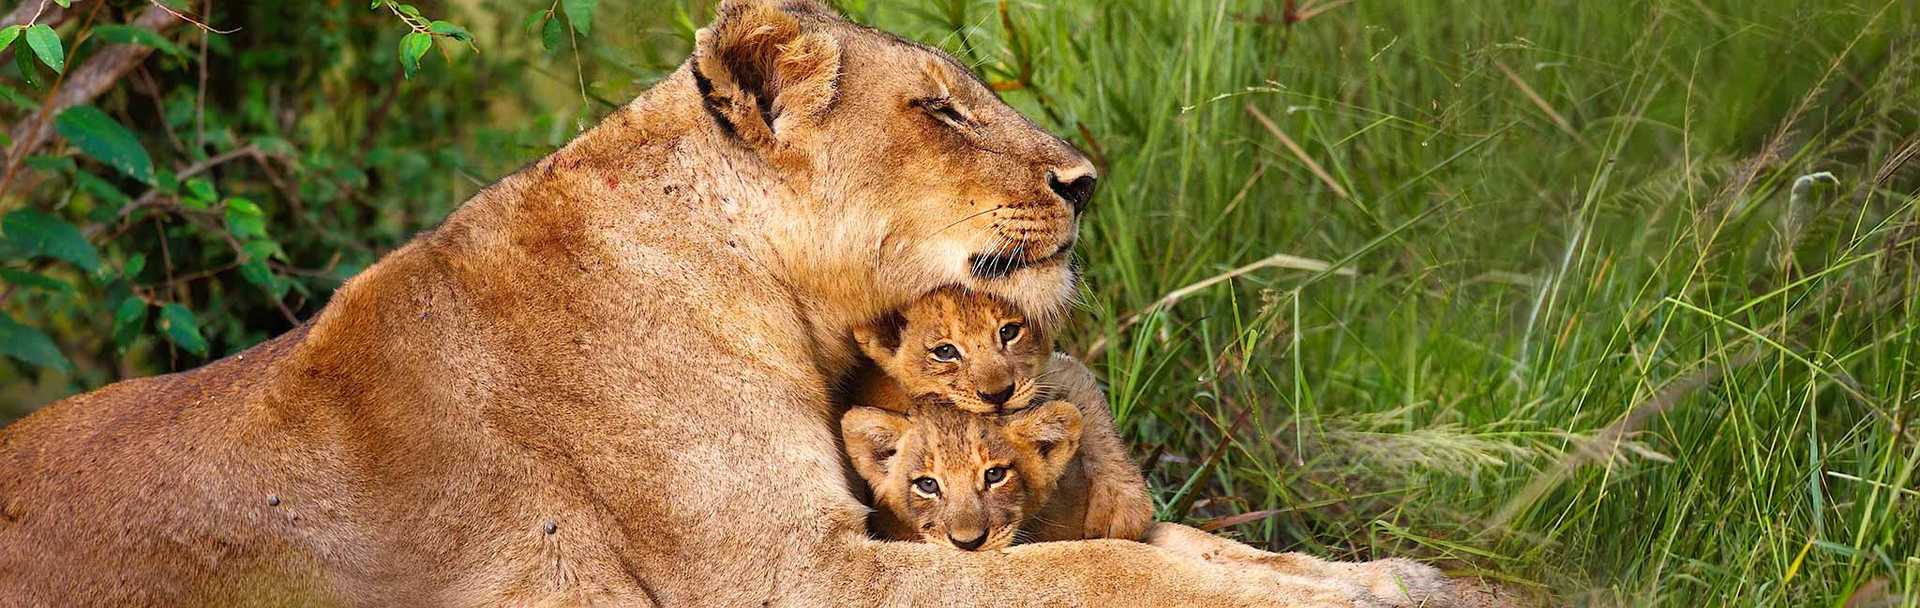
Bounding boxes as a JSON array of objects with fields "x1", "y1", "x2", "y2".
[
  {"x1": 0, "y1": 1, "x2": 1474, "y2": 606},
  {"x1": 849, "y1": 286, "x2": 1154, "y2": 541}
]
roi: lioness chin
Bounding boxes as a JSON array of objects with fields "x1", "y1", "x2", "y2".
[{"x1": 0, "y1": 1, "x2": 1470, "y2": 606}]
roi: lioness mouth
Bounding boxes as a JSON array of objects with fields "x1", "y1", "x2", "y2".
[{"x1": 968, "y1": 237, "x2": 1074, "y2": 280}]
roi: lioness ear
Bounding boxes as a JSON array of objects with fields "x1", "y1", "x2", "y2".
[
  {"x1": 694, "y1": 0, "x2": 842, "y2": 149},
  {"x1": 841, "y1": 407, "x2": 911, "y2": 485},
  {"x1": 851, "y1": 311, "x2": 906, "y2": 365},
  {"x1": 1009, "y1": 400, "x2": 1083, "y2": 477}
]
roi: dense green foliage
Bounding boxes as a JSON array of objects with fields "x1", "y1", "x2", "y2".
[{"x1": 2, "y1": 0, "x2": 1916, "y2": 605}]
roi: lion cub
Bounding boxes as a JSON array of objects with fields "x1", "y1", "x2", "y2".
[
  {"x1": 842, "y1": 401, "x2": 1084, "y2": 550},
  {"x1": 846, "y1": 286, "x2": 1153, "y2": 545}
]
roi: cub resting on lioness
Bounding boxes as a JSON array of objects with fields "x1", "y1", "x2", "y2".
[
  {"x1": 846, "y1": 285, "x2": 1154, "y2": 543},
  {"x1": 843, "y1": 400, "x2": 1087, "y2": 551},
  {"x1": 841, "y1": 288, "x2": 1456, "y2": 603},
  {"x1": 0, "y1": 0, "x2": 1488, "y2": 605},
  {"x1": 845, "y1": 392, "x2": 1459, "y2": 606}
]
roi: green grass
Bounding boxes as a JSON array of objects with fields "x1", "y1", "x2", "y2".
[
  {"x1": 9, "y1": 0, "x2": 1915, "y2": 604},
  {"x1": 844, "y1": 0, "x2": 1919, "y2": 604}
]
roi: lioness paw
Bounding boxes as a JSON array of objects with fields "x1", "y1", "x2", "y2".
[{"x1": 1334, "y1": 558, "x2": 1456, "y2": 607}]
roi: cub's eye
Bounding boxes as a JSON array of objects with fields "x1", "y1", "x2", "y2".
[
  {"x1": 983, "y1": 466, "x2": 1008, "y2": 485},
  {"x1": 915, "y1": 96, "x2": 968, "y2": 126},
  {"x1": 997, "y1": 323, "x2": 1023, "y2": 344},
  {"x1": 912, "y1": 477, "x2": 942, "y2": 496},
  {"x1": 930, "y1": 344, "x2": 962, "y2": 362}
]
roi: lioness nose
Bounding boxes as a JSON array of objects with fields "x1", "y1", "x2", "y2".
[
  {"x1": 978, "y1": 385, "x2": 1015, "y2": 406},
  {"x1": 950, "y1": 532, "x2": 988, "y2": 551},
  {"x1": 1046, "y1": 169, "x2": 1097, "y2": 213}
]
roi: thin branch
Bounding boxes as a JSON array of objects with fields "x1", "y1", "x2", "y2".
[
  {"x1": 1084, "y1": 252, "x2": 1358, "y2": 361},
  {"x1": 1244, "y1": 103, "x2": 1349, "y2": 199},
  {"x1": 1, "y1": 5, "x2": 185, "y2": 199},
  {"x1": 146, "y1": 0, "x2": 237, "y2": 34}
]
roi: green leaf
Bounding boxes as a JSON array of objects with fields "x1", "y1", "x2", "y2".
[
  {"x1": 112, "y1": 297, "x2": 148, "y2": 351},
  {"x1": 71, "y1": 171, "x2": 130, "y2": 209},
  {"x1": 23, "y1": 154, "x2": 75, "y2": 174},
  {"x1": 399, "y1": 31, "x2": 431, "y2": 79},
  {"x1": 24, "y1": 24, "x2": 62, "y2": 74},
  {"x1": 0, "y1": 313, "x2": 71, "y2": 372},
  {"x1": 0, "y1": 84, "x2": 31, "y2": 112},
  {"x1": 397, "y1": 3, "x2": 421, "y2": 18},
  {"x1": 54, "y1": 105, "x2": 154, "y2": 183},
  {"x1": 0, "y1": 25, "x2": 22, "y2": 53},
  {"x1": 541, "y1": 14, "x2": 563, "y2": 53},
  {"x1": 224, "y1": 197, "x2": 266, "y2": 241},
  {"x1": 185, "y1": 177, "x2": 217, "y2": 203},
  {"x1": 123, "y1": 252, "x2": 146, "y2": 278},
  {"x1": 429, "y1": 20, "x2": 472, "y2": 42},
  {"x1": 53, "y1": 0, "x2": 71, "y2": 8},
  {"x1": 522, "y1": 11, "x2": 548, "y2": 36},
  {"x1": 2, "y1": 209, "x2": 101, "y2": 272},
  {"x1": 13, "y1": 41, "x2": 42, "y2": 88},
  {"x1": 0, "y1": 268, "x2": 70, "y2": 293},
  {"x1": 563, "y1": 0, "x2": 596, "y2": 36},
  {"x1": 238, "y1": 241, "x2": 289, "y2": 299},
  {"x1": 90, "y1": 25, "x2": 187, "y2": 58},
  {"x1": 157, "y1": 303, "x2": 207, "y2": 356}
]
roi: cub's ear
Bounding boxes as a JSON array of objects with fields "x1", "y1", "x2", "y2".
[
  {"x1": 851, "y1": 311, "x2": 906, "y2": 365},
  {"x1": 694, "y1": 0, "x2": 842, "y2": 149},
  {"x1": 841, "y1": 406, "x2": 912, "y2": 486},
  {"x1": 1008, "y1": 400, "x2": 1083, "y2": 478}
]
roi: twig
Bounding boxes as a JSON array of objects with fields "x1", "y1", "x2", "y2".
[
  {"x1": 1494, "y1": 61, "x2": 1585, "y2": 145},
  {"x1": 1489, "y1": 348, "x2": 1763, "y2": 528},
  {"x1": 0, "y1": 0, "x2": 108, "y2": 200},
  {"x1": 145, "y1": 0, "x2": 237, "y2": 34},
  {"x1": 1, "y1": 4, "x2": 185, "y2": 199},
  {"x1": 192, "y1": 0, "x2": 210, "y2": 152},
  {"x1": 82, "y1": 144, "x2": 258, "y2": 239},
  {"x1": 1244, "y1": 103, "x2": 1350, "y2": 199},
  {"x1": 1084, "y1": 252, "x2": 1357, "y2": 361}
]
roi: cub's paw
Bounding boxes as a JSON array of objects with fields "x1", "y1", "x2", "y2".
[{"x1": 1082, "y1": 476, "x2": 1154, "y2": 541}]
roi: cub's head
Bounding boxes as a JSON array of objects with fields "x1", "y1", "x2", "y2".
[
  {"x1": 691, "y1": 0, "x2": 1095, "y2": 321},
  {"x1": 841, "y1": 401, "x2": 1082, "y2": 551},
  {"x1": 852, "y1": 286, "x2": 1054, "y2": 414}
]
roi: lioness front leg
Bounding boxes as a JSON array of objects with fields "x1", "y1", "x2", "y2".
[
  {"x1": 837, "y1": 533, "x2": 1455, "y2": 608},
  {"x1": 1142, "y1": 523, "x2": 1455, "y2": 607}
]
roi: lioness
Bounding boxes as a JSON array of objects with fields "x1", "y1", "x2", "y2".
[
  {"x1": 848, "y1": 285, "x2": 1154, "y2": 541},
  {"x1": 0, "y1": 1, "x2": 1468, "y2": 605},
  {"x1": 842, "y1": 400, "x2": 1085, "y2": 551}
]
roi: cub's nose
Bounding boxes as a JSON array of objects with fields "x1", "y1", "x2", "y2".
[
  {"x1": 978, "y1": 385, "x2": 1015, "y2": 406},
  {"x1": 1046, "y1": 170, "x2": 1097, "y2": 213},
  {"x1": 950, "y1": 532, "x2": 988, "y2": 551}
]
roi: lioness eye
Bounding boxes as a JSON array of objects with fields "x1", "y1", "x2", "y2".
[
  {"x1": 912, "y1": 477, "x2": 941, "y2": 496},
  {"x1": 930, "y1": 344, "x2": 961, "y2": 362},
  {"x1": 915, "y1": 96, "x2": 968, "y2": 126},
  {"x1": 998, "y1": 323, "x2": 1023, "y2": 344},
  {"x1": 984, "y1": 466, "x2": 1008, "y2": 485}
]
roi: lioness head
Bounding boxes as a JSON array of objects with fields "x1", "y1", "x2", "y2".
[
  {"x1": 851, "y1": 285, "x2": 1054, "y2": 414},
  {"x1": 841, "y1": 401, "x2": 1082, "y2": 551},
  {"x1": 692, "y1": 0, "x2": 1096, "y2": 323}
]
